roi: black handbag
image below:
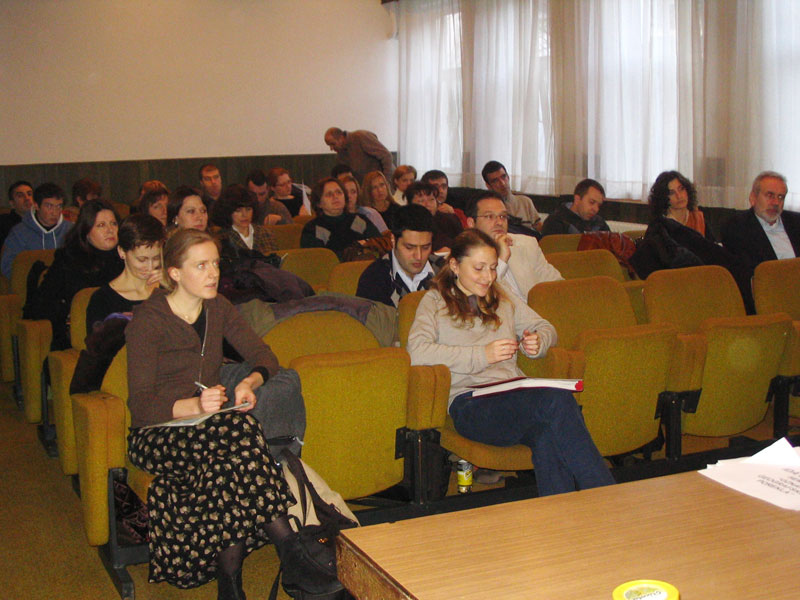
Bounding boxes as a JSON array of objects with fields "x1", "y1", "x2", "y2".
[{"x1": 269, "y1": 450, "x2": 358, "y2": 600}]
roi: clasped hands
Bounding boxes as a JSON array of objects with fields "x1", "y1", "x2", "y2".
[{"x1": 484, "y1": 329, "x2": 540, "y2": 364}]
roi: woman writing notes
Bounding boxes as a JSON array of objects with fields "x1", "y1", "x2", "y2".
[
  {"x1": 407, "y1": 230, "x2": 614, "y2": 496},
  {"x1": 125, "y1": 229, "x2": 330, "y2": 598}
]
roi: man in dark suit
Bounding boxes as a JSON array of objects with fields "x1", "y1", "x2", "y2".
[{"x1": 721, "y1": 171, "x2": 800, "y2": 269}]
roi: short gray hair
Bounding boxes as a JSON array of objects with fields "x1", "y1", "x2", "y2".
[{"x1": 751, "y1": 171, "x2": 787, "y2": 196}]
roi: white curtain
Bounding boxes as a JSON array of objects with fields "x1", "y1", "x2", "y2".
[{"x1": 397, "y1": 0, "x2": 800, "y2": 208}]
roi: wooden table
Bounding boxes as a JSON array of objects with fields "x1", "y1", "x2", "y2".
[{"x1": 337, "y1": 472, "x2": 800, "y2": 599}]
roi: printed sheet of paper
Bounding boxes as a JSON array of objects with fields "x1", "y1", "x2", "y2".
[{"x1": 700, "y1": 438, "x2": 800, "y2": 510}]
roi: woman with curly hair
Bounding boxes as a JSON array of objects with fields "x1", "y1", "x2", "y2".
[
  {"x1": 407, "y1": 229, "x2": 614, "y2": 496},
  {"x1": 648, "y1": 170, "x2": 714, "y2": 241}
]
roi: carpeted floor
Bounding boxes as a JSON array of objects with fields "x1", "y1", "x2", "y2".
[
  {"x1": 2, "y1": 377, "x2": 796, "y2": 599},
  {"x1": 0, "y1": 383, "x2": 288, "y2": 600}
]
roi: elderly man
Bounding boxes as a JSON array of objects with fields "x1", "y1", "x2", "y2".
[
  {"x1": 721, "y1": 171, "x2": 800, "y2": 267},
  {"x1": 481, "y1": 160, "x2": 542, "y2": 231},
  {"x1": 324, "y1": 127, "x2": 395, "y2": 183},
  {"x1": 356, "y1": 204, "x2": 437, "y2": 307},
  {"x1": 467, "y1": 191, "x2": 562, "y2": 300},
  {"x1": 1, "y1": 182, "x2": 72, "y2": 278},
  {"x1": 542, "y1": 178, "x2": 611, "y2": 236}
]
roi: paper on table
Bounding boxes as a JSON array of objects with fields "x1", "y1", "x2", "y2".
[{"x1": 700, "y1": 438, "x2": 800, "y2": 510}]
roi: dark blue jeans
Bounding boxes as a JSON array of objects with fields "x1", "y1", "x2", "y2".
[{"x1": 449, "y1": 387, "x2": 614, "y2": 496}]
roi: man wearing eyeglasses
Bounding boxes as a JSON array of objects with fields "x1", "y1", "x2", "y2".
[
  {"x1": 721, "y1": 171, "x2": 800, "y2": 269},
  {"x1": 467, "y1": 191, "x2": 562, "y2": 300},
  {"x1": 481, "y1": 161, "x2": 542, "y2": 232}
]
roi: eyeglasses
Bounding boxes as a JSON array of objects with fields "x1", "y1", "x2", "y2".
[{"x1": 476, "y1": 213, "x2": 508, "y2": 222}]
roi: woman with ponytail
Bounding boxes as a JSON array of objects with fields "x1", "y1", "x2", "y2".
[{"x1": 407, "y1": 229, "x2": 614, "y2": 496}]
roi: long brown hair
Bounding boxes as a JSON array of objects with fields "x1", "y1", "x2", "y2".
[{"x1": 433, "y1": 229, "x2": 503, "y2": 328}]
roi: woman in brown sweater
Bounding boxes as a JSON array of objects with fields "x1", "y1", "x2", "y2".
[{"x1": 125, "y1": 229, "x2": 335, "y2": 599}]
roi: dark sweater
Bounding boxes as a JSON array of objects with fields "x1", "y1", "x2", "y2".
[
  {"x1": 126, "y1": 291, "x2": 279, "y2": 428},
  {"x1": 25, "y1": 245, "x2": 123, "y2": 350},
  {"x1": 541, "y1": 202, "x2": 610, "y2": 236},
  {"x1": 300, "y1": 212, "x2": 381, "y2": 258},
  {"x1": 86, "y1": 283, "x2": 142, "y2": 332}
]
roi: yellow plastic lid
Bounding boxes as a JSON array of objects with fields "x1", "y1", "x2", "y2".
[{"x1": 612, "y1": 580, "x2": 679, "y2": 600}]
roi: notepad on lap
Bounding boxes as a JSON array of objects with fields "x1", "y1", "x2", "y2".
[
  {"x1": 468, "y1": 377, "x2": 582, "y2": 398},
  {"x1": 140, "y1": 402, "x2": 253, "y2": 430}
]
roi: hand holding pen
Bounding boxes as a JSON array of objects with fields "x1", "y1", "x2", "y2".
[{"x1": 194, "y1": 381, "x2": 226, "y2": 413}]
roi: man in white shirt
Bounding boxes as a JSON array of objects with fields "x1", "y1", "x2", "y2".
[
  {"x1": 467, "y1": 191, "x2": 562, "y2": 300},
  {"x1": 481, "y1": 161, "x2": 542, "y2": 231},
  {"x1": 356, "y1": 204, "x2": 438, "y2": 307},
  {"x1": 721, "y1": 171, "x2": 800, "y2": 268}
]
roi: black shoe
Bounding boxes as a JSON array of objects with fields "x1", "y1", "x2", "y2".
[
  {"x1": 277, "y1": 534, "x2": 343, "y2": 596},
  {"x1": 218, "y1": 569, "x2": 247, "y2": 600}
]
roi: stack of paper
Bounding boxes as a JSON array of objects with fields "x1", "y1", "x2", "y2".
[{"x1": 700, "y1": 438, "x2": 800, "y2": 510}]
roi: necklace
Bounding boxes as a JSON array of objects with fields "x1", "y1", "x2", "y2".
[{"x1": 167, "y1": 295, "x2": 202, "y2": 323}]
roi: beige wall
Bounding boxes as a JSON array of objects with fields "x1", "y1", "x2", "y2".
[{"x1": 0, "y1": 0, "x2": 399, "y2": 165}]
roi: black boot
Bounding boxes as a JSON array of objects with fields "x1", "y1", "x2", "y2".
[
  {"x1": 277, "y1": 533, "x2": 343, "y2": 596},
  {"x1": 218, "y1": 569, "x2": 246, "y2": 600}
]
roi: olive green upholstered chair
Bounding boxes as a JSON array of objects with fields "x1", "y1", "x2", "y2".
[
  {"x1": 528, "y1": 276, "x2": 677, "y2": 458},
  {"x1": 753, "y1": 257, "x2": 800, "y2": 420},
  {"x1": 0, "y1": 249, "x2": 55, "y2": 383},
  {"x1": 544, "y1": 249, "x2": 646, "y2": 324},
  {"x1": 280, "y1": 247, "x2": 339, "y2": 291},
  {"x1": 397, "y1": 291, "x2": 535, "y2": 472},
  {"x1": 326, "y1": 259, "x2": 373, "y2": 295},
  {"x1": 644, "y1": 265, "x2": 791, "y2": 438},
  {"x1": 263, "y1": 310, "x2": 380, "y2": 368},
  {"x1": 264, "y1": 223, "x2": 304, "y2": 250},
  {"x1": 538, "y1": 233, "x2": 582, "y2": 255},
  {"x1": 48, "y1": 286, "x2": 99, "y2": 473}
]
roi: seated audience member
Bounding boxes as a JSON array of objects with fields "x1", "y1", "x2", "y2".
[
  {"x1": 1, "y1": 182, "x2": 73, "y2": 278},
  {"x1": 245, "y1": 169, "x2": 293, "y2": 225},
  {"x1": 198, "y1": 163, "x2": 223, "y2": 220},
  {"x1": 216, "y1": 184, "x2": 278, "y2": 258},
  {"x1": 25, "y1": 199, "x2": 123, "y2": 350},
  {"x1": 356, "y1": 204, "x2": 438, "y2": 307},
  {"x1": 136, "y1": 183, "x2": 169, "y2": 227},
  {"x1": 541, "y1": 178, "x2": 611, "y2": 236},
  {"x1": 467, "y1": 191, "x2": 562, "y2": 300},
  {"x1": 482, "y1": 161, "x2": 542, "y2": 231},
  {"x1": 420, "y1": 170, "x2": 468, "y2": 227},
  {"x1": 125, "y1": 228, "x2": 321, "y2": 598},
  {"x1": 300, "y1": 177, "x2": 383, "y2": 259},
  {"x1": 339, "y1": 173, "x2": 388, "y2": 232},
  {"x1": 648, "y1": 171, "x2": 714, "y2": 240},
  {"x1": 167, "y1": 186, "x2": 209, "y2": 233},
  {"x1": 330, "y1": 163, "x2": 354, "y2": 179},
  {"x1": 391, "y1": 165, "x2": 417, "y2": 206},
  {"x1": 361, "y1": 171, "x2": 401, "y2": 230},
  {"x1": 630, "y1": 173, "x2": 756, "y2": 312},
  {"x1": 407, "y1": 230, "x2": 614, "y2": 496},
  {"x1": 406, "y1": 181, "x2": 462, "y2": 252},
  {"x1": 721, "y1": 171, "x2": 800, "y2": 267},
  {"x1": 0, "y1": 180, "x2": 34, "y2": 250},
  {"x1": 71, "y1": 214, "x2": 165, "y2": 393},
  {"x1": 64, "y1": 177, "x2": 103, "y2": 222},
  {"x1": 324, "y1": 127, "x2": 395, "y2": 183},
  {"x1": 267, "y1": 167, "x2": 310, "y2": 218}
]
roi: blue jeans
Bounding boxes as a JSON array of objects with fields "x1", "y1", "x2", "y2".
[{"x1": 449, "y1": 388, "x2": 614, "y2": 496}]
